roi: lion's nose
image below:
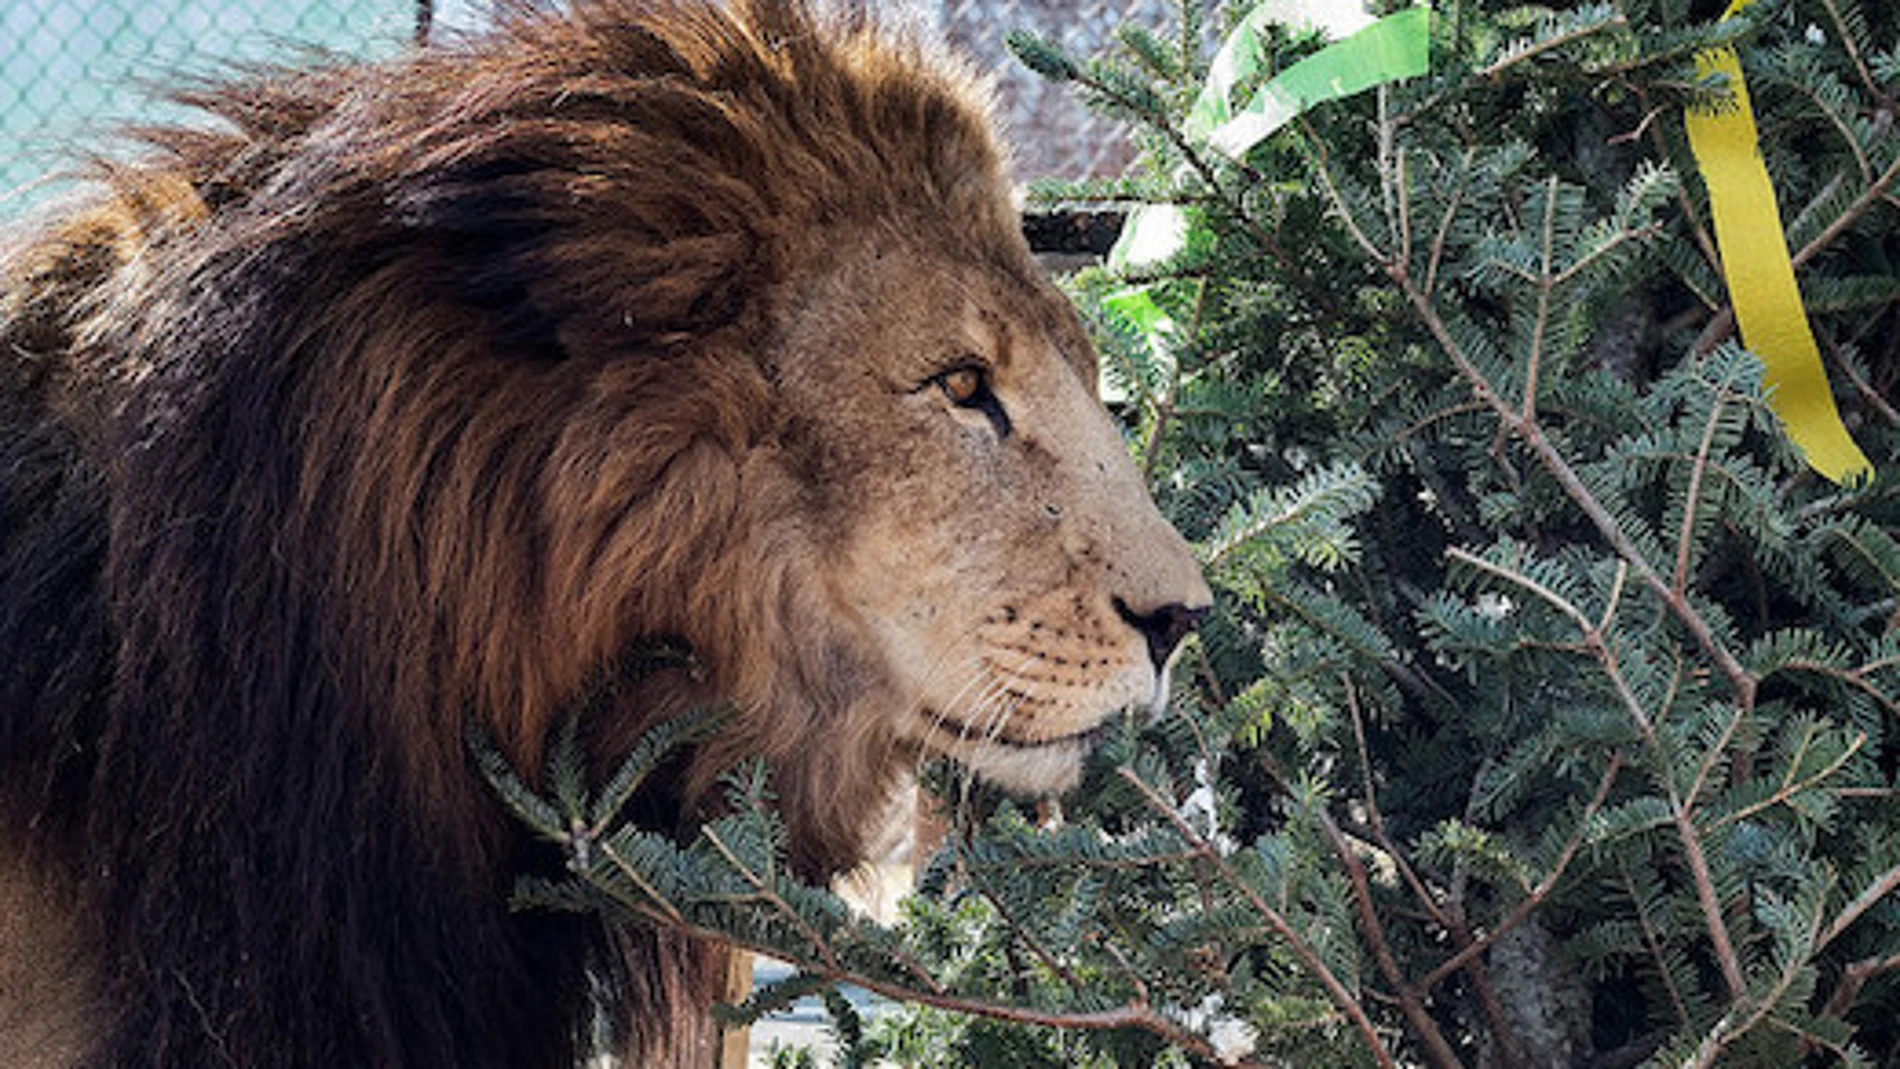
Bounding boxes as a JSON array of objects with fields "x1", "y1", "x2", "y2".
[{"x1": 1114, "y1": 597, "x2": 1210, "y2": 670}]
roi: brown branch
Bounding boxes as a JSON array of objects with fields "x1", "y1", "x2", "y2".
[
  {"x1": 1693, "y1": 152, "x2": 1900, "y2": 356},
  {"x1": 761, "y1": 921, "x2": 1258, "y2": 1065},
  {"x1": 1118, "y1": 767, "x2": 1402, "y2": 1069},
  {"x1": 598, "y1": 833, "x2": 1277, "y2": 1067},
  {"x1": 1672, "y1": 373, "x2": 1736, "y2": 597},
  {"x1": 1423, "y1": 150, "x2": 1471, "y2": 297},
  {"x1": 969, "y1": 881, "x2": 1083, "y2": 993},
  {"x1": 1346, "y1": 680, "x2": 1451, "y2": 933},
  {"x1": 1315, "y1": 805, "x2": 1466, "y2": 1069},
  {"x1": 1766, "y1": 657, "x2": 1900, "y2": 720},
  {"x1": 1820, "y1": 953, "x2": 1900, "y2": 1022},
  {"x1": 1620, "y1": 861, "x2": 1693, "y2": 1027},
  {"x1": 1143, "y1": 279, "x2": 1207, "y2": 482},
  {"x1": 1315, "y1": 122, "x2": 1765, "y2": 1002},
  {"x1": 1641, "y1": 86, "x2": 1722, "y2": 277},
  {"x1": 702, "y1": 826, "x2": 843, "y2": 976},
  {"x1": 1446, "y1": 547, "x2": 1749, "y2": 1000},
  {"x1": 1794, "y1": 153, "x2": 1900, "y2": 270},
  {"x1": 1817, "y1": 0, "x2": 1887, "y2": 104},
  {"x1": 1686, "y1": 887, "x2": 1829, "y2": 1069},
  {"x1": 1516, "y1": 415, "x2": 1755, "y2": 706},
  {"x1": 1344, "y1": 679, "x2": 1525, "y2": 1061},
  {"x1": 1817, "y1": 860, "x2": 1900, "y2": 955},
  {"x1": 1419, "y1": 752, "x2": 1623, "y2": 992},
  {"x1": 598, "y1": 839, "x2": 688, "y2": 927},
  {"x1": 1705, "y1": 725, "x2": 1865, "y2": 834},
  {"x1": 1306, "y1": 125, "x2": 1767, "y2": 1006},
  {"x1": 1478, "y1": 15, "x2": 1630, "y2": 81},
  {"x1": 1827, "y1": 335, "x2": 1900, "y2": 426}
]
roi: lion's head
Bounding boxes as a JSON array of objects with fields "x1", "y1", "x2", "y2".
[
  {"x1": 0, "y1": 0, "x2": 1208, "y2": 1064},
  {"x1": 761, "y1": 236, "x2": 1211, "y2": 793}
]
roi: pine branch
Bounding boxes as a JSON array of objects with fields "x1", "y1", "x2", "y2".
[
  {"x1": 1446, "y1": 546, "x2": 1747, "y2": 998},
  {"x1": 1818, "y1": 860, "x2": 1900, "y2": 954},
  {"x1": 1114, "y1": 766, "x2": 1401, "y2": 1069},
  {"x1": 475, "y1": 4, "x2": 1900, "y2": 1063},
  {"x1": 1311, "y1": 798, "x2": 1463, "y2": 1069},
  {"x1": 1478, "y1": 8, "x2": 1630, "y2": 81},
  {"x1": 1684, "y1": 878, "x2": 1830, "y2": 1069},
  {"x1": 1620, "y1": 860, "x2": 1695, "y2": 1027},
  {"x1": 1704, "y1": 723, "x2": 1865, "y2": 833},
  {"x1": 1793, "y1": 150, "x2": 1900, "y2": 270},
  {"x1": 1816, "y1": 0, "x2": 1887, "y2": 104},
  {"x1": 1672, "y1": 362, "x2": 1749, "y2": 597},
  {"x1": 1416, "y1": 751, "x2": 1624, "y2": 992},
  {"x1": 1339, "y1": 675, "x2": 1529, "y2": 1061},
  {"x1": 1819, "y1": 952, "x2": 1900, "y2": 1022},
  {"x1": 1694, "y1": 149, "x2": 1900, "y2": 355},
  {"x1": 1310, "y1": 134, "x2": 1759, "y2": 708}
]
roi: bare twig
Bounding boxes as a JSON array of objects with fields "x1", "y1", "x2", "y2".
[
  {"x1": 1820, "y1": 953, "x2": 1900, "y2": 1022},
  {"x1": 1314, "y1": 800, "x2": 1467, "y2": 1069}
]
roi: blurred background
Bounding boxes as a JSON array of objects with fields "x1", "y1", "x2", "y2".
[{"x1": 0, "y1": 0, "x2": 1170, "y2": 214}]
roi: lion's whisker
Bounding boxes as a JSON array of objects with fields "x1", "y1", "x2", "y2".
[{"x1": 909, "y1": 657, "x2": 990, "y2": 762}]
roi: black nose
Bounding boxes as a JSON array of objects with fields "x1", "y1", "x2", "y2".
[{"x1": 1114, "y1": 598, "x2": 1210, "y2": 670}]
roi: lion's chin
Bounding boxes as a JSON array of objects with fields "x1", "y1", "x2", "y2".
[{"x1": 925, "y1": 721, "x2": 1115, "y2": 798}]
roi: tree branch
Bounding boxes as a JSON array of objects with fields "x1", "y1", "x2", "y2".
[{"x1": 1118, "y1": 767, "x2": 1402, "y2": 1069}]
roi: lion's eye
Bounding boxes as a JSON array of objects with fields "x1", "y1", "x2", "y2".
[
  {"x1": 939, "y1": 366, "x2": 985, "y2": 406},
  {"x1": 930, "y1": 364, "x2": 1011, "y2": 438}
]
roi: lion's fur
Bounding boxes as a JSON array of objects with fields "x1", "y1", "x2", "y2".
[{"x1": 0, "y1": 2, "x2": 1208, "y2": 1065}]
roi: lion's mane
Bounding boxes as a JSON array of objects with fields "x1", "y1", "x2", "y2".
[{"x1": 0, "y1": 3, "x2": 1023, "y2": 1065}]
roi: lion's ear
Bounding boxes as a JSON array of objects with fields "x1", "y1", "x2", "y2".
[
  {"x1": 523, "y1": 229, "x2": 765, "y2": 355},
  {"x1": 391, "y1": 154, "x2": 772, "y2": 356}
]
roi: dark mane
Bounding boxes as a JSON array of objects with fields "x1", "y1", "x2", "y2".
[{"x1": 0, "y1": 2, "x2": 1023, "y2": 1065}]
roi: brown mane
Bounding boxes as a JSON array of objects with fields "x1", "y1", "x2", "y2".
[{"x1": 0, "y1": 3, "x2": 1027, "y2": 1065}]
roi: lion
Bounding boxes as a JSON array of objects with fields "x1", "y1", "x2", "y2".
[{"x1": 0, "y1": 1, "x2": 1211, "y2": 1065}]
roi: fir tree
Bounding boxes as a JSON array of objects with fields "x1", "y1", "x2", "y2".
[{"x1": 487, "y1": 1, "x2": 1900, "y2": 1064}]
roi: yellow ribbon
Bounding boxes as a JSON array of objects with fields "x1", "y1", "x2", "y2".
[{"x1": 1684, "y1": 0, "x2": 1871, "y2": 484}]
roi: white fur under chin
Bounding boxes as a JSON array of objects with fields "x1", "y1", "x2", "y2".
[
  {"x1": 958, "y1": 735, "x2": 1092, "y2": 795},
  {"x1": 962, "y1": 664, "x2": 1178, "y2": 795},
  {"x1": 907, "y1": 657, "x2": 1182, "y2": 797},
  {"x1": 1146, "y1": 662, "x2": 1174, "y2": 720}
]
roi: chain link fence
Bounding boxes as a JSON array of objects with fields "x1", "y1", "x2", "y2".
[
  {"x1": 1, "y1": 0, "x2": 1170, "y2": 217},
  {"x1": 940, "y1": 0, "x2": 1173, "y2": 179},
  {"x1": 1, "y1": 0, "x2": 413, "y2": 210}
]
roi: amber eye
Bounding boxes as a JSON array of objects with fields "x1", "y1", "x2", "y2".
[
  {"x1": 927, "y1": 363, "x2": 1012, "y2": 438},
  {"x1": 938, "y1": 366, "x2": 986, "y2": 406}
]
